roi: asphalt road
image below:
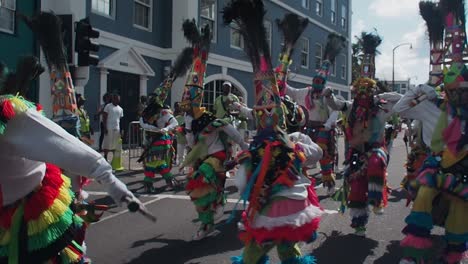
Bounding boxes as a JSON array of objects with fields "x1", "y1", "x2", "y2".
[{"x1": 83, "y1": 134, "x2": 460, "y2": 264}]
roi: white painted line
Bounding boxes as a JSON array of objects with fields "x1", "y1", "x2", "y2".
[{"x1": 93, "y1": 196, "x2": 166, "y2": 224}]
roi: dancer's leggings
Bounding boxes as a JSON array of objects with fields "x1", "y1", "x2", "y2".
[{"x1": 401, "y1": 186, "x2": 468, "y2": 263}]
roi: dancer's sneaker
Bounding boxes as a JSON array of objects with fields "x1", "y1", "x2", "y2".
[
  {"x1": 143, "y1": 181, "x2": 154, "y2": 193},
  {"x1": 192, "y1": 224, "x2": 215, "y2": 240},
  {"x1": 326, "y1": 185, "x2": 336, "y2": 196},
  {"x1": 214, "y1": 206, "x2": 225, "y2": 220},
  {"x1": 237, "y1": 221, "x2": 246, "y2": 231},
  {"x1": 372, "y1": 206, "x2": 384, "y2": 215},
  {"x1": 353, "y1": 226, "x2": 366, "y2": 237},
  {"x1": 398, "y1": 258, "x2": 416, "y2": 264}
]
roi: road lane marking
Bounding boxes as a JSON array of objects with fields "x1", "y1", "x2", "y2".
[
  {"x1": 93, "y1": 196, "x2": 165, "y2": 224},
  {"x1": 86, "y1": 191, "x2": 242, "y2": 204}
]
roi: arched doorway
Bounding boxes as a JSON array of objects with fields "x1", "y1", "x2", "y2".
[{"x1": 203, "y1": 79, "x2": 245, "y2": 112}]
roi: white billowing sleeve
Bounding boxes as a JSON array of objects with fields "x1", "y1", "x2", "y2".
[
  {"x1": 139, "y1": 117, "x2": 161, "y2": 132},
  {"x1": 239, "y1": 105, "x2": 254, "y2": 120},
  {"x1": 393, "y1": 84, "x2": 438, "y2": 119},
  {"x1": 159, "y1": 110, "x2": 178, "y2": 131},
  {"x1": 286, "y1": 84, "x2": 309, "y2": 103},
  {"x1": 326, "y1": 93, "x2": 351, "y2": 113},
  {"x1": 222, "y1": 123, "x2": 249, "y2": 150},
  {"x1": 324, "y1": 111, "x2": 339, "y2": 129},
  {"x1": 184, "y1": 114, "x2": 195, "y2": 147},
  {"x1": 289, "y1": 132, "x2": 323, "y2": 167},
  {"x1": 375, "y1": 92, "x2": 403, "y2": 120},
  {"x1": 3, "y1": 109, "x2": 134, "y2": 203},
  {"x1": 392, "y1": 85, "x2": 442, "y2": 146}
]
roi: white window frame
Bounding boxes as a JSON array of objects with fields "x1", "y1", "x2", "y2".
[
  {"x1": 91, "y1": 0, "x2": 116, "y2": 19},
  {"x1": 300, "y1": 37, "x2": 309, "y2": 69},
  {"x1": 341, "y1": 5, "x2": 347, "y2": 30},
  {"x1": 314, "y1": 43, "x2": 322, "y2": 70},
  {"x1": 200, "y1": 0, "x2": 217, "y2": 43},
  {"x1": 302, "y1": 0, "x2": 309, "y2": 9},
  {"x1": 330, "y1": 61, "x2": 337, "y2": 76},
  {"x1": 264, "y1": 20, "x2": 272, "y2": 52},
  {"x1": 341, "y1": 54, "x2": 347, "y2": 80},
  {"x1": 133, "y1": 0, "x2": 152, "y2": 31},
  {"x1": 316, "y1": 0, "x2": 323, "y2": 17},
  {"x1": 230, "y1": 23, "x2": 244, "y2": 50},
  {"x1": 331, "y1": 0, "x2": 337, "y2": 24},
  {"x1": 0, "y1": 0, "x2": 16, "y2": 34}
]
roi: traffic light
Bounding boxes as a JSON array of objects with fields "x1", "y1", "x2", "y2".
[{"x1": 75, "y1": 18, "x2": 100, "y2": 66}]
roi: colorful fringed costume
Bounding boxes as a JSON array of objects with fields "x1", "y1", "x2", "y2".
[
  {"x1": 0, "y1": 94, "x2": 138, "y2": 263},
  {"x1": 325, "y1": 32, "x2": 402, "y2": 236},
  {"x1": 394, "y1": 1, "x2": 445, "y2": 205},
  {"x1": 139, "y1": 48, "x2": 192, "y2": 191},
  {"x1": 394, "y1": 1, "x2": 468, "y2": 262},
  {"x1": 177, "y1": 20, "x2": 248, "y2": 240},
  {"x1": 223, "y1": 2, "x2": 323, "y2": 263},
  {"x1": 285, "y1": 33, "x2": 345, "y2": 194}
]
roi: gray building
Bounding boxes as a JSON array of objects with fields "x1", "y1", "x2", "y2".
[{"x1": 35, "y1": 0, "x2": 352, "y2": 139}]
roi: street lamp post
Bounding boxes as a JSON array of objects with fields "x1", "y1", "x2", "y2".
[{"x1": 392, "y1": 43, "x2": 412, "y2": 92}]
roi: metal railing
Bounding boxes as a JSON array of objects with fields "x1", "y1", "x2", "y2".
[{"x1": 127, "y1": 121, "x2": 144, "y2": 170}]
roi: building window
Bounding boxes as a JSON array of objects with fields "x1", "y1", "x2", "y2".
[
  {"x1": 341, "y1": 54, "x2": 347, "y2": 79},
  {"x1": 264, "y1": 20, "x2": 272, "y2": 52},
  {"x1": 230, "y1": 23, "x2": 244, "y2": 49},
  {"x1": 0, "y1": 0, "x2": 16, "y2": 34},
  {"x1": 134, "y1": 0, "x2": 152, "y2": 30},
  {"x1": 302, "y1": 0, "x2": 309, "y2": 9},
  {"x1": 401, "y1": 83, "x2": 407, "y2": 89},
  {"x1": 331, "y1": 0, "x2": 337, "y2": 24},
  {"x1": 316, "y1": 0, "x2": 323, "y2": 17},
  {"x1": 92, "y1": 0, "x2": 114, "y2": 17},
  {"x1": 315, "y1": 43, "x2": 322, "y2": 70},
  {"x1": 330, "y1": 61, "x2": 337, "y2": 76},
  {"x1": 341, "y1": 5, "x2": 347, "y2": 30},
  {"x1": 203, "y1": 80, "x2": 243, "y2": 112},
  {"x1": 200, "y1": 0, "x2": 216, "y2": 42},
  {"x1": 300, "y1": 38, "x2": 309, "y2": 68}
]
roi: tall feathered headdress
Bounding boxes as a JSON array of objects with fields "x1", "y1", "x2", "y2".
[
  {"x1": 223, "y1": 0, "x2": 285, "y2": 132},
  {"x1": 357, "y1": 31, "x2": 382, "y2": 79},
  {"x1": 439, "y1": 0, "x2": 468, "y2": 109},
  {"x1": 142, "y1": 48, "x2": 193, "y2": 120},
  {"x1": 179, "y1": 19, "x2": 212, "y2": 119},
  {"x1": 419, "y1": 1, "x2": 445, "y2": 86},
  {"x1": 153, "y1": 47, "x2": 193, "y2": 106},
  {"x1": 22, "y1": 12, "x2": 78, "y2": 128},
  {"x1": 312, "y1": 33, "x2": 346, "y2": 92},
  {"x1": 275, "y1": 14, "x2": 308, "y2": 95},
  {"x1": 21, "y1": 12, "x2": 68, "y2": 72}
]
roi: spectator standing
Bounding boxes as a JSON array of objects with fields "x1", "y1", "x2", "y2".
[
  {"x1": 173, "y1": 102, "x2": 187, "y2": 166},
  {"x1": 102, "y1": 94, "x2": 124, "y2": 161},
  {"x1": 96, "y1": 93, "x2": 111, "y2": 152},
  {"x1": 213, "y1": 81, "x2": 239, "y2": 120},
  {"x1": 76, "y1": 94, "x2": 93, "y2": 146}
]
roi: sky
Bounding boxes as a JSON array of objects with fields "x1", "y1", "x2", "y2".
[{"x1": 351, "y1": 0, "x2": 455, "y2": 85}]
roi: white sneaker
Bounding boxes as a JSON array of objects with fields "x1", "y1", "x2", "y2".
[
  {"x1": 214, "y1": 206, "x2": 225, "y2": 220},
  {"x1": 373, "y1": 206, "x2": 384, "y2": 215},
  {"x1": 192, "y1": 225, "x2": 215, "y2": 240},
  {"x1": 237, "y1": 221, "x2": 246, "y2": 231},
  {"x1": 398, "y1": 258, "x2": 416, "y2": 264}
]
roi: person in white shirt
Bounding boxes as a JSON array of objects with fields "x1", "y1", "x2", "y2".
[{"x1": 102, "y1": 94, "x2": 124, "y2": 160}]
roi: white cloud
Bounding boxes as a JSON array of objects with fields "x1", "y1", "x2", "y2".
[
  {"x1": 352, "y1": 19, "x2": 366, "y2": 39},
  {"x1": 375, "y1": 22, "x2": 430, "y2": 84},
  {"x1": 369, "y1": 0, "x2": 420, "y2": 18}
]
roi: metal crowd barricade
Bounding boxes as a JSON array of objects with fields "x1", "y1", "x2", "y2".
[{"x1": 127, "y1": 121, "x2": 144, "y2": 171}]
